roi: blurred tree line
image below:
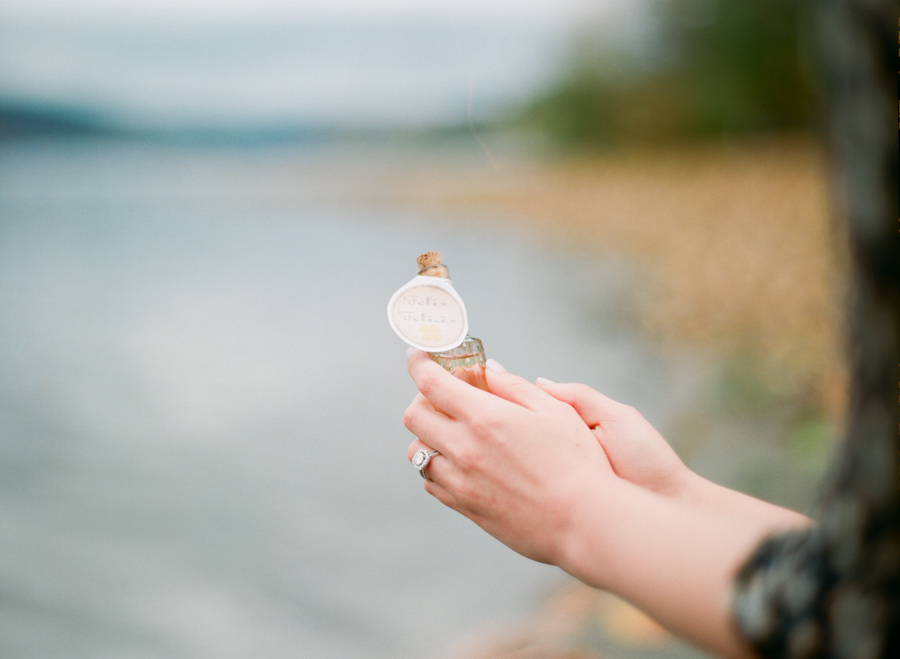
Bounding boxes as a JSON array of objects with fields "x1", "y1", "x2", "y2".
[{"x1": 518, "y1": 0, "x2": 817, "y2": 149}]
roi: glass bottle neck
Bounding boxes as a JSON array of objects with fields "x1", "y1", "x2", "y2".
[{"x1": 418, "y1": 264, "x2": 450, "y2": 279}]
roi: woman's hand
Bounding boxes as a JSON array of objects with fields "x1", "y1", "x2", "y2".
[
  {"x1": 534, "y1": 380, "x2": 691, "y2": 499},
  {"x1": 403, "y1": 350, "x2": 616, "y2": 566}
]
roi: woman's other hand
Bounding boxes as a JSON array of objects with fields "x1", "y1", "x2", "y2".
[
  {"x1": 538, "y1": 379, "x2": 812, "y2": 531},
  {"x1": 535, "y1": 380, "x2": 691, "y2": 498}
]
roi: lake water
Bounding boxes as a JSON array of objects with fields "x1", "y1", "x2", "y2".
[{"x1": 0, "y1": 139, "x2": 699, "y2": 659}]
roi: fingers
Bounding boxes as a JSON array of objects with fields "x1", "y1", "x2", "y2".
[
  {"x1": 403, "y1": 393, "x2": 456, "y2": 454},
  {"x1": 423, "y1": 479, "x2": 456, "y2": 508},
  {"x1": 408, "y1": 444, "x2": 481, "y2": 528},
  {"x1": 407, "y1": 436, "x2": 439, "y2": 463},
  {"x1": 407, "y1": 437, "x2": 449, "y2": 485},
  {"x1": 483, "y1": 358, "x2": 557, "y2": 412},
  {"x1": 425, "y1": 480, "x2": 487, "y2": 531},
  {"x1": 535, "y1": 380, "x2": 625, "y2": 429},
  {"x1": 407, "y1": 349, "x2": 488, "y2": 420}
]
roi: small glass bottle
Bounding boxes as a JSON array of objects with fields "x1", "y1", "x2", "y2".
[{"x1": 416, "y1": 252, "x2": 489, "y2": 391}]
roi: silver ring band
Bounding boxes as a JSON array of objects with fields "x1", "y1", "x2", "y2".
[{"x1": 412, "y1": 448, "x2": 440, "y2": 481}]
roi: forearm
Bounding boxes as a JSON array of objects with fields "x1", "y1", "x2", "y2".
[
  {"x1": 558, "y1": 479, "x2": 771, "y2": 658},
  {"x1": 677, "y1": 469, "x2": 813, "y2": 531}
]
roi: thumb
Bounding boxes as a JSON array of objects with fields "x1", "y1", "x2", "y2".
[
  {"x1": 535, "y1": 380, "x2": 623, "y2": 429},
  {"x1": 484, "y1": 358, "x2": 552, "y2": 411}
]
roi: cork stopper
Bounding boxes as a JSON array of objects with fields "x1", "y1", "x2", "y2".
[
  {"x1": 417, "y1": 251, "x2": 449, "y2": 278},
  {"x1": 417, "y1": 252, "x2": 442, "y2": 270}
]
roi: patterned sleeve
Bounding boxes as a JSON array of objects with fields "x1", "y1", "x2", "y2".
[{"x1": 730, "y1": 428, "x2": 900, "y2": 659}]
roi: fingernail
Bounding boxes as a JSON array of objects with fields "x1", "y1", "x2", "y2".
[
  {"x1": 536, "y1": 377, "x2": 555, "y2": 386},
  {"x1": 485, "y1": 358, "x2": 506, "y2": 373},
  {"x1": 406, "y1": 347, "x2": 416, "y2": 359}
]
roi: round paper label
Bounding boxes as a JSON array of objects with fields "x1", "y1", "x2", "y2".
[{"x1": 387, "y1": 277, "x2": 468, "y2": 352}]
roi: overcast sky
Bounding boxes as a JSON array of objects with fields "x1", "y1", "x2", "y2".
[
  {"x1": 0, "y1": 0, "x2": 625, "y2": 24},
  {"x1": 0, "y1": 0, "x2": 641, "y2": 129}
]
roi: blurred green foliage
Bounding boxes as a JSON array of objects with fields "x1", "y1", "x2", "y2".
[{"x1": 518, "y1": 0, "x2": 816, "y2": 149}]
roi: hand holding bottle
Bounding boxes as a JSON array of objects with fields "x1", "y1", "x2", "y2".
[{"x1": 403, "y1": 348, "x2": 616, "y2": 566}]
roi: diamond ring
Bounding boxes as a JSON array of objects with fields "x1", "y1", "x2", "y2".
[{"x1": 412, "y1": 448, "x2": 440, "y2": 480}]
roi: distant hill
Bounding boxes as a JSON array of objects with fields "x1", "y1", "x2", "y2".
[
  {"x1": 0, "y1": 101, "x2": 464, "y2": 145},
  {"x1": 0, "y1": 102, "x2": 346, "y2": 144},
  {"x1": 0, "y1": 103, "x2": 116, "y2": 139}
]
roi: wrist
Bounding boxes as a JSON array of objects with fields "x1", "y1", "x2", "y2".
[
  {"x1": 671, "y1": 469, "x2": 814, "y2": 532},
  {"x1": 554, "y1": 476, "x2": 634, "y2": 590}
]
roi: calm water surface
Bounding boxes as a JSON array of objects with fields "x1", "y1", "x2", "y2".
[{"x1": 0, "y1": 140, "x2": 697, "y2": 659}]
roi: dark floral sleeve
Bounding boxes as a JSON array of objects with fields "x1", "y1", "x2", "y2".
[{"x1": 731, "y1": 430, "x2": 900, "y2": 659}]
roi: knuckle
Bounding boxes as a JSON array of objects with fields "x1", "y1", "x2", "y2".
[
  {"x1": 507, "y1": 379, "x2": 530, "y2": 396},
  {"x1": 468, "y1": 417, "x2": 488, "y2": 439},
  {"x1": 617, "y1": 403, "x2": 639, "y2": 418},
  {"x1": 468, "y1": 412, "x2": 499, "y2": 439},
  {"x1": 423, "y1": 480, "x2": 442, "y2": 500},
  {"x1": 454, "y1": 446, "x2": 473, "y2": 470},
  {"x1": 451, "y1": 473, "x2": 476, "y2": 502},
  {"x1": 439, "y1": 474, "x2": 469, "y2": 507},
  {"x1": 575, "y1": 383, "x2": 596, "y2": 398},
  {"x1": 402, "y1": 406, "x2": 417, "y2": 431},
  {"x1": 454, "y1": 446, "x2": 481, "y2": 472},
  {"x1": 417, "y1": 372, "x2": 438, "y2": 398}
]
